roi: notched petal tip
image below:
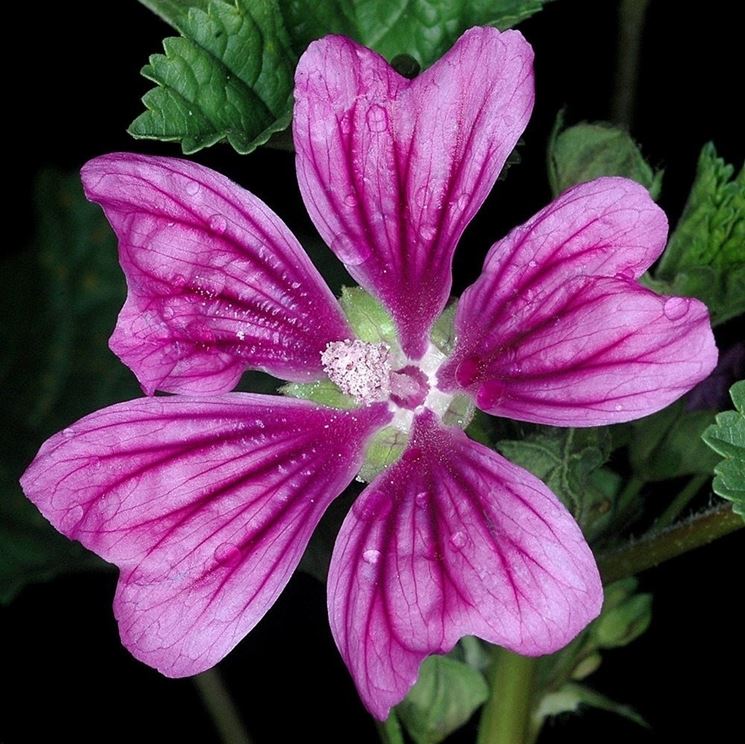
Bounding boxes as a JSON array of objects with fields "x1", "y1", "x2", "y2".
[
  {"x1": 328, "y1": 410, "x2": 601, "y2": 718},
  {"x1": 21, "y1": 395, "x2": 390, "y2": 678},
  {"x1": 81, "y1": 152, "x2": 352, "y2": 394},
  {"x1": 294, "y1": 26, "x2": 535, "y2": 358}
]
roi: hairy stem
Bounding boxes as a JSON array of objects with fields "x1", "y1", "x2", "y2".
[
  {"x1": 599, "y1": 502, "x2": 743, "y2": 584},
  {"x1": 478, "y1": 648, "x2": 537, "y2": 744},
  {"x1": 612, "y1": 0, "x2": 651, "y2": 127},
  {"x1": 656, "y1": 474, "x2": 709, "y2": 528},
  {"x1": 194, "y1": 668, "x2": 253, "y2": 744}
]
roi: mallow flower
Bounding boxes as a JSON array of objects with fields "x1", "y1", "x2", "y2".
[{"x1": 21, "y1": 27, "x2": 716, "y2": 718}]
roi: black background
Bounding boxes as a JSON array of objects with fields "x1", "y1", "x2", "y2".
[{"x1": 3, "y1": 1, "x2": 743, "y2": 742}]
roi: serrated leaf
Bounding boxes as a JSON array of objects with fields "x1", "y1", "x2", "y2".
[
  {"x1": 130, "y1": 0, "x2": 296, "y2": 155},
  {"x1": 535, "y1": 683, "x2": 647, "y2": 729},
  {"x1": 629, "y1": 400, "x2": 719, "y2": 481},
  {"x1": 702, "y1": 380, "x2": 745, "y2": 519},
  {"x1": 1, "y1": 172, "x2": 138, "y2": 603},
  {"x1": 138, "y1": 0, "x2": 211, "y2": 30},
  {"x1": 278, "y1": 0, "x2": 552, "y2": 67},
  {"x1": 397, "y1": 655, "x2": 488, "y2": 744},
  {"x1": 652, "y1": 143, "x2": 745, "y2": 325},
  {"x1": 548, "y1": 117, "x2": 662, "y2": 197},
  {"x1": 496, "y1": 427, "x2": 612, "y2": 538}
]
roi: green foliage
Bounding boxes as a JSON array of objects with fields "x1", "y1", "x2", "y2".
[
  {"x1": 629, "y1": 401, "x2": 719, "y2": 481},
  {"x1": 703, "y1": 380, "x2": 745, "y2": 519},
  {"x1": 651, "y1": 144, "x2": 745, "y2": 325},
  {"x1": 135, "y1": 0, "x2": 553, "y2": 153},
  {"x1": 0, "y1": 172, "x2": 139, "y2": 602},
  {"x1": 279, "y1": 0, "x2": 551, "y2": 67},
  {"x1": 397, "y1": 655, "x2": 489, "y2": 744},
  {"x1": 534, "y1": 579, "x2": 651, "y2": 730},
  {"x1": 535, "y1": 683, "x2": 647, "y2": 729},
  {"x1": 130, "y1": 0, "x2": 296, "y2": 154},
  {"x1": 548, "y1": 118, "x2": 662, "y2": 197},
  {"x1": 497, "y1": 427, "x2": 613, "y2": 539}
]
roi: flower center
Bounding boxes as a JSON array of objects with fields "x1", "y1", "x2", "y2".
[
  {"x1": 390, "y1": 365, "x2": 428, "y2": 409},
  {"x1": 321, "y1": 339, "x2": 392, "y2": 405}
]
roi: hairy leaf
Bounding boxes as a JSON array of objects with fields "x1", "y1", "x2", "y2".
[
  {"x1": 548, "y1": 118, "x2": 662, "y2": 197},
  {"x1": 652, "y1": 144, "x2": 745, "y2": 325}
]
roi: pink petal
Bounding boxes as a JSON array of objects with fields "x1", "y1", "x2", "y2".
[
  {"x1": 439, "y1": 179, "x2": 718, "y2": 425},
  {"x1": 328, "y1": 409, "x2": 601, "y2": 719},
  {"x1": 82, "y1": 153, "x2": 352, "y2": 394},
  {"x1": 21, "y1": 395, "x2": 390, "y2": 677},
  {"x1": 294, "y1": 28, "x2": 534, "y2": 358}
]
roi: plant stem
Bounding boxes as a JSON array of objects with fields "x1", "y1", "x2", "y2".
[
  {"x1": 656, "y1": 473, "x2": 709, "y2": 528},
  {"x1": 376, "y1": 712, "x2": 405, "y2": 744},
  {"x1": 477, "y1": 648, "x2": 537, "y2": 744},
  {"x1": 598, "y1": 502, "x2": 743, "y2": 584},
  {"x1": 193, "y1": 668, "x2": 253, "y2": 744},
  {"x1": 612, "y1": 0, "x2": 651, "y2": 127}
]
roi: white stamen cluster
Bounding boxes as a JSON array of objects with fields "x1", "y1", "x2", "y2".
[{"x1": 321, "y1": 339, "x2": 391, "y2": 405}]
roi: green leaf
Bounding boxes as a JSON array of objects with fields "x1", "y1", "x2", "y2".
[
  {"x1": 591, "y1": 587, "x2": 652, "y2": 649},
  {"x1": 397, "y1": 655, "x2": 488, "y2": 744},
  {"x1": 278, "y1": 0, "x2": 552, "y2": 67},
  {"x1": 548, "y1": 117, "x2": 662, "y2": 197},
  {"x1": 496, "y1": 427, "x2": 612, "y2": 538},
  {"x1": 629, "y1": 400, "x2": 719, "y2": 481},
  {"x1": 0, "y1": 172, "x2": 138, "y2": 603},
  {"x1": 130, "y1": 0, "x2": 296, "y2": 155},
  {"x1": 535, "y1": 683, "x2": 647, "y2": 729},
  {"x1": 702, "y1": 380, "x2": 745, "y2": 519},
  {"x1": 534, "y1": 579, "x2": 653, "y2": 711},
  {"x1": 138, "y1": 0, "x2": 211, "y2": 30},
  {"x1": 652, "y1": 143, "x2": 745, "y2": 325}
]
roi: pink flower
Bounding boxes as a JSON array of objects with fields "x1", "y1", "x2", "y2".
[{"x1": 21, "y1": 28, "x2": 716, "y2": 719}]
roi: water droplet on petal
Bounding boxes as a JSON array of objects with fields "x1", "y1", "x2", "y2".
[
  {"x1": 214, "y1": 542, "x2": 242, "y2": 567},
  {"x1": 449, "y1": 531, "x2": 467, "y2": 550},
  {"x1": 344, "y1": 193, "x2": 358, "y2": 207},
  {"x1": 61, "y1": 505, "x2": 84, "y2": 532},
  {"x1": 185, "y1": 180, "x2": 200, "y2": 196},
  {"x1": 614, "y1": 268, "x2": 636, "y2": 281},
  {"x1": 209, "y1": 214, "x2": 227, "y2": 234},
  {"x1": 415, "y1": 491, "x2": 428, "y2": 508},
  {"x1": 362, "y1": 548, "x2": 381, "y2": 565},
  {"x1": 614, "y1": 403, "x2": 624, "y2": 412},
  {"x1": 330, "y1": 234, "x2": 371, "y2": 266},
  {"x1": 366, "y1": 104, "x2": 389, "y2": 133},
  {"x1": 62, "y1": 427, "x2": 75, "y2": 437},
  {"x1": 415, "y1": 185, "x2": 430, "y2": 208},
  {"x1": 477, "y1": 380, "x2": 505, "y2": 410},
  {"x1": 663, "y1": 297, "x2": 690, "y2": 320},
  {"x1": 98, "y1": 492, "x2": 121, "y2": 519},
  {"x1": 456, "y1": 193, "x2": 470, "y2": 211},
  {"x1": 421, "y1": 224, "x2": 436, "y2": 241},
  {"x1": 528, "y1": 259, "x2": 537, "y2": 268}
]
